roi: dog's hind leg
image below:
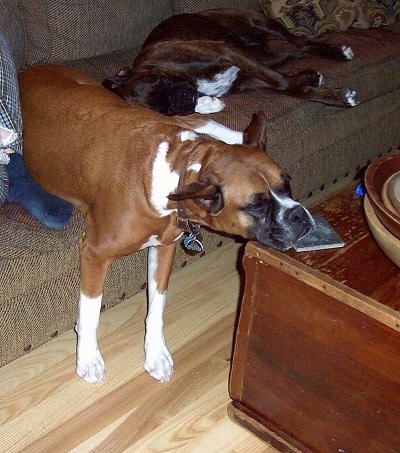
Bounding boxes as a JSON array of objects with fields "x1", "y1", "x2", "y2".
[
  {"x1": 144, "y1": 244, "x2": 177, "y2": 382},
  {"x1": 300, "y1": 85, "x2": 358, "y2": 107}
]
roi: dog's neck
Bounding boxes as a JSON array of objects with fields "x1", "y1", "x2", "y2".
[{"x1": 175, "y1": 153, "x2": 201, "y2": 235}]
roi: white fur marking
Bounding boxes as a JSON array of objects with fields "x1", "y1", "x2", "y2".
[
  {"x1": 342, "y1": 45, "x2": 354, "y2": 60},
  {"x1": 75, "y1": 293, "x2": 105, "y2": 384},
  {"x1": 270, "y1": 190, "x2": 314, "y2": 227},
  {"x1": 194, "y1": 120, "x2": 243, "y2": 145},
  {"x1": 144, "y1": 247, "x2": 173, "y2": 382},
  {"x1": 196, "y1": 66, "x2": 240, "y2": 97},
  {"x1": 140, "y1": 234, "x2": 161, "y2": 250},
  {"x1": 151, "y1": 141, "x2": 179, "y2": 216},
  {"x1": 195, "y1": 96, "x2": 225, "y2": 114},
  {"x1": 188, "y1": 162, "x2": 201, "y2": 172},
  {"x1": 345, "y1": 89, "x2": 358, "y2": 107},
  {"x1": 178, "y1": 130, "x2": 198, "y2": 142}
]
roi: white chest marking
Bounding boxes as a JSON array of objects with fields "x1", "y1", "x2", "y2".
[
  {"x1": 140, "y1": 234, "x2": 161, "y2": 250},
  {"x1": 188, "y1": 162, "x2": 201, "y2": 172},
  {"x1": 151, "y1": 141, "x2": 179, "y2": 217},
  {"x1": 196, "y1": 66, "x2": 240, "y2": 97}
]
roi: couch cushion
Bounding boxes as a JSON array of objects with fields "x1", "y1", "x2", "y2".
[
  {"x1": 355, "y1": 0, "x2": 400, "y2": 28},
  {"x1": 207, "y1": 27, "x2": 400, "y2": 199},
  {"x1": 18, "y1": 0, "x2": 173, "y2": 66},
  {"x1": 65, "y1": 26, "x2": 400, "y2": 202},
  {"x1": 261, "y1": 0, "x2": 400, "y2": 38},
  {"x1": 172, "y1": 0, "x2": 260, "y2": 14}
]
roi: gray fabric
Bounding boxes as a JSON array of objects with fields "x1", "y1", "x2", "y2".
[
  {"x1": 0, "y1": 0, "x2": 25, "y2": 71},
  {"x1": 18, "y1": 0, "x2": 173, "y2": 65},
  {"x1": 172, "y1": 0, "x2": 259, "y2": 13}
]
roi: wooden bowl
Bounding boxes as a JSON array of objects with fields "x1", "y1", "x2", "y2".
[
  {"x1": 364, "y1": 195, "x2": 400, "y2": 267},
  {"x1": 364, "y1": 154, "x2": 400, "y2": 240}
]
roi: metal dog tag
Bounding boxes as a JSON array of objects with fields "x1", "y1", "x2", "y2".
[{"x1": 183, "y1": 232, "x2": 204, "y2": 254}]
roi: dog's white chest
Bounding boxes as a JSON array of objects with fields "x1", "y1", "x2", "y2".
[{"x1": 196, "y1": 66, "x2": 240, "y2": 97}]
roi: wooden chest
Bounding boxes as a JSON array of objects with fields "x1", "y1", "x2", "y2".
[{"x1": 228, "y1": 185, "x2": 400, "y2": 453}]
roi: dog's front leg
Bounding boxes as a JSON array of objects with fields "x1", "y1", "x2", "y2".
[
  {"x1": 75, "y1": 232, "x2": 110, "y2": 384},
  {"x1": 76, "y1": 292, "x2": 105, "y2": 384},
  {"x1": 144, "y1": 243, "x2": 177, "y2": 382}
]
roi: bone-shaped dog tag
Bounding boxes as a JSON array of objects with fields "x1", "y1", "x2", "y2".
[{"x1": 183, "y1": 233, "x2": 204, "y2": 254}]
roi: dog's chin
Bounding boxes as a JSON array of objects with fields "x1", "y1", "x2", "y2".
[{"x1": 256, "y1": 229, "x2": 296, "y2": 251}]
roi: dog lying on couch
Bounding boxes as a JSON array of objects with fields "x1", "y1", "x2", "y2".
[
  {"x1": 103, "y1": 8, "x2": 358, "y2": 116},
  {"x1": 19, "y1": 64, "x2": 314, "y2": 384}
]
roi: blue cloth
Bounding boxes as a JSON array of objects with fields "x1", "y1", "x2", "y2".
[
  {"x1": 7, "y1": 153, "x2": 73, "y2": 229},
  {"x1": 0, "y1": 29, "x2": 73, "y2": 229}
]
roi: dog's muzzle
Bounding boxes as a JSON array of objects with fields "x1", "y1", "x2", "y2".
[
  {"x1": 255, "y1": 192, "x2": 315, "y2": 251},
  {"x1": 166, "y1": 81, "x2": 199, "y2": 116}
]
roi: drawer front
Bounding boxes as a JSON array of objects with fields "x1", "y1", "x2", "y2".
[{"x1": 230, "y1": 254, "x2": 400, "y2": 453}]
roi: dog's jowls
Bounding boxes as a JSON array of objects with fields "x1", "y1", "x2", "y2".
[
  {"x1": 103, "y1": 8, "x2": 358, "y2": 116},
  {"x1": 19, "y1": 64, "x2": 314, "y2": 384}
]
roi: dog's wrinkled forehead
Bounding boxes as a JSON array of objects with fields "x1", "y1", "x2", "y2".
[{"x1": 221, "y1": 153, "x2": 291, "y2": 203}]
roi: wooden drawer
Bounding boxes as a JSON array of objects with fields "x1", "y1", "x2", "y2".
[{"x1": 228, "y1": 186, "x2": 400, "y2": 453}]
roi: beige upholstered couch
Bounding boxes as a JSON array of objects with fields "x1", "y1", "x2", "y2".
[{"x1": 1, "y1": 0, "x2": 399, "y2": 366}]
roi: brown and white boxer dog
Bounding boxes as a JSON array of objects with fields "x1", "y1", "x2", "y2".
[
  {"x1": 19, "y1": 64, "x2": 314, "y2": 384},
  {"x1": 103, "y1": 8, "x2": 358, "y2": 116}
]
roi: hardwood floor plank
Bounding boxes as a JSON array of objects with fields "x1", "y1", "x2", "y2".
[{"x1": 0, "y1": 242, "x2": 273, "y2": 452}]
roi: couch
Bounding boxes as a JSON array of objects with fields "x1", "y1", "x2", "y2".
[{"x1": 1, "y1": 0, "x2": 399, "y2": 367}]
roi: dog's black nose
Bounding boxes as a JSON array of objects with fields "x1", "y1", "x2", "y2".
[{"x1": 284, "y1": 204, "x2": 315, "y2": 241}]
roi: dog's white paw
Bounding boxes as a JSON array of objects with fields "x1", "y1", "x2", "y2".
[
  {"x1": 76, "y1": 347, "x2": 105, "y2": 384},
  {"x1": 195, "y1": 96, "x2": 225, "y2": 114},
  {"x1": 345, "y1": 88, "x2": 358, "y2": 107},
  {"x1": 144, "y1": 345, "x2": 174, "y2": 382},
  {"x1": 341, "y1": 45, "x2": 354, "y2": 60}
]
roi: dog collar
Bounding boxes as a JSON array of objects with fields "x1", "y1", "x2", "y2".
[{"x1": 176, "y1": 157, "x2": 204, "y2": 255}]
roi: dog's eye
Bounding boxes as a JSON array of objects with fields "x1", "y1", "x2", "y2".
[{"x1": 243, "y1": 194, "x2": 269, "y2": 218}]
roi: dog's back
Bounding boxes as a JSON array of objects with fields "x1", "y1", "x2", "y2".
[{"x1": 19, "y1": 65, "x2": 185, "y2": 210}]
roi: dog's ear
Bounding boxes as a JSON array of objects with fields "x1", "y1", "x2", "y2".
[
  {"x1": 243, "y1": 111, "x2": 268, "y2": 149},
  {"x1": 102, "y1": 67, "x2": 133, "y2": 91},
  {"x1": 168, "y1": 181, "x2": 224, "y2": 215}
]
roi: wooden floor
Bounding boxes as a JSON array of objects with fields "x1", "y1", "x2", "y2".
[{"x1": 0, "y1": 242, "x2": 276, "y2": 452}]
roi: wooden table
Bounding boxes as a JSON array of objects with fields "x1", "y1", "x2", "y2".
[{"x1": 228, "y1": 185, "x2": 400, "y2": 453}]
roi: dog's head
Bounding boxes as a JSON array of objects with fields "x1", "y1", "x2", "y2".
[
  {"x1": 168, "y1": 112, "x2": 315, "y2": 251},
  {"x1": 103, "y1": 68, "x2": 198, "y2": 116}
]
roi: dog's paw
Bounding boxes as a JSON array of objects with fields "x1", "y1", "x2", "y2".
[
  {"x1": 294, "y1": 70, "x2": 323, "y2": 88},
  {"x1": 195, "y1": 96, "x2": 225, "y2": 114},
  {"x1": 144, "y1": 345, "x2": 174, "y2": 382},
  {"x1": 76, "y1": 348, "x2": 105, "y2": 384},
  {"x1": 341, "y1": 45, "x2": 354, "y2": 60},
  {"x1": 344, "y1": 88, "x2": 358, "y2": 107}
]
